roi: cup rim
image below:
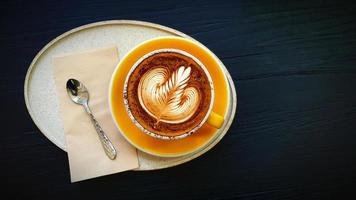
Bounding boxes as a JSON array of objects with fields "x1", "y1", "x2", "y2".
[{"x1": 123, "y1": 48, "x2": 215, "y2": 140}]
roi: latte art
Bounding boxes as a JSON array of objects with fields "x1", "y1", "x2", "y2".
[
  {"x1": 138, "y1": 66, "x2": 200, "y2": 124},
  {"x1": 125, "y1": 50, "x2": 212, "y2": 137}
]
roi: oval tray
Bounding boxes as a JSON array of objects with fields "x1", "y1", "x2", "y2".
[{"x1": 24, "y1": 20, "x2": 237, "y2": 170}]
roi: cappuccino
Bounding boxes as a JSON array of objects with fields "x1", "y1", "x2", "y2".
[{"x1": 124, "y1": 49, "x2": 212, "y2": 137}]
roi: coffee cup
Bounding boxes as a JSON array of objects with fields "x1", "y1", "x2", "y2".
[{"x1": 120, "y1": 43, "x2": 224, "y2": 140}]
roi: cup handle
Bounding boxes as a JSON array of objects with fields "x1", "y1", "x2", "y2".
[{"x1": 206, "y1": 111, "x2": 224, "y2": 129}]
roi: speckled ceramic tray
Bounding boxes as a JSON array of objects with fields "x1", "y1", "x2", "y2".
[{"x1": 24, "y1": 20, "x2": 237, "y2": 170}]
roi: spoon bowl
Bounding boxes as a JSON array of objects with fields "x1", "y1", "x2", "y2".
[{"x1": 66, "y1": 79, "x2": 89, "y2": 106}]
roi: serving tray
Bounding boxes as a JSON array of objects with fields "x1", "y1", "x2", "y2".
[{"x1": 24, "y1": 20, "x2": 237, "y2": 170}]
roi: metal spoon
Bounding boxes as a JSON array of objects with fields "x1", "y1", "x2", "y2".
[{"x1": 66, "y1": 78, "x2": 117, "y2": 160}]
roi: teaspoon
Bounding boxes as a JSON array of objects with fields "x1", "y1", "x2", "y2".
[{"x1": 66, "y1": 78, "x2": 117, "y2": 160}]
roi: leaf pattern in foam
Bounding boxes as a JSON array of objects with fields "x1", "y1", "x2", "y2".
[{"x1": 138, "y1": 66, "x2": 200, "y2": 124}]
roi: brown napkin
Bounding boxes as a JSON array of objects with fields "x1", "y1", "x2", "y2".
[{"x1": 53, "y1": 46, "x2": 139, "y2": 182}]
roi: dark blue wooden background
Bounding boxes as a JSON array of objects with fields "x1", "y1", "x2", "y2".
[{"x1": 1, "y1": 0, "x2": 356, "y2": 199}]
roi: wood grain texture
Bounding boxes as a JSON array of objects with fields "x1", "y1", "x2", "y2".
[{"x1": 1, "y1": 0, "x2": 356, "y2": 199}]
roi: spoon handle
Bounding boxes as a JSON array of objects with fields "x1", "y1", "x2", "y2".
[{"x1": 84, "y1": 105, "x2": 117, "y2": 160}]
